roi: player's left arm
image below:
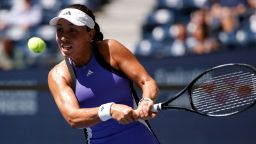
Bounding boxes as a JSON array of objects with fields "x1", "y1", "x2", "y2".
[{"x1": 101, "y1": 39, "x2": 159, "y2": 119}]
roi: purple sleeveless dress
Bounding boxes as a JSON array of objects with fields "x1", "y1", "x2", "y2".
[{"x1": 71, "y1": 48, "x2": 159, "y2": 144}]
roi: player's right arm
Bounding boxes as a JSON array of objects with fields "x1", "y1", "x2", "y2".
[
  {"x1": 48, "y1": 61, "x2": 101, "y2": 128},
  {"x1": 48, "y1": 61, "x2": 136, "y2": 127}
]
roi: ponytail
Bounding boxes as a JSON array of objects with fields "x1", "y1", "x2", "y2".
[{"x1": 93, "y1": 22, "x2": 104, "y2": 41}]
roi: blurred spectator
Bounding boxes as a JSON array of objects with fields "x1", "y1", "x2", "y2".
[
  {"x1": 169, "y1": 23, "x2": 189, "y2": 56},
  {"x1": 187, "y1": 23, "x2": 220, "y2": 54},
  {"x1": 0, "y1": 38, "x2": 16, "y2": 70},
  {"x1": 247, "y1": 0, "x2": 256, "y2": 27},
  {"x1": 206, "y1": 1, "x2": 247, "y2": 49},
  {"x1": 240, "y1": 0, "x2": 256, "y2": 25},
  {"x1": 0, "y1": 0, "x2": 43, "y2": 70},
  {"x1": 220, "y1": 6, "x2": 240, "y2": 33},
  {"x1": 135, "y1": 0, "x2": 256, "y2": 57},
  {"x1": 205, "y1": 3, "x2": 222, "y2": 35},
  {"x1": 246, "y1": 0, "x2": 256, "y2": 15},
  {"x1": 186, "y1": 9, "x2": 219, "y2": 54},
  {"x1": 187, "y1": 9, "x2": 209, "y2": 35},
  {"x1": 0, "y1": 0, "x2": 43, "y2": 38}
]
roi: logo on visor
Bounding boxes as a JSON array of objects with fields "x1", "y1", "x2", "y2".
[
  {"x1": 63, "y1": 11, "x2": 71, "y2": 15},
  {"x1": 78, "y1": 17, "x2": 87, "y2": 24}
]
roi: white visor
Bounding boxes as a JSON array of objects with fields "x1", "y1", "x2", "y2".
[{"x1": 49, "y1": 8, "x2": 95, "y2": 29}]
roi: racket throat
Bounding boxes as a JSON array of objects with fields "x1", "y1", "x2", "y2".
[
  {"x1": 165, "y1": 94, "x2": 193, "y2": 110},
  {"x1": 152, "y1": 103, "x2": 162, "y2": 112}
]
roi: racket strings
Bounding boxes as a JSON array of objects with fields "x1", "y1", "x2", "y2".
[
  {"x1": 207, "y1": 100, "x2": 255, "y2": 115},
  {"x1": 194, "y1": 76, "x2": 256, "y2": 113},
  {"x1": 198, "y1": 93, "x2": 256, "y2": 114},
  {"x1": 193, "y1": 74, "x2": 255, "y2": 105},
  {"x1": 197, "y1": 71, "x2": 248, "y2": 84},
  {"x1": 195, "y1": 87, "x2": 256, "y2": 114},
  {"x1": 194, "y1": 87, "x2": 256, "y2": 111},
  {"x1": 193, "y1": 72, "x2": 255, "y2": 100},
  {"x1": 191, "y1": 69, "x2": 256, "y2": 116}
]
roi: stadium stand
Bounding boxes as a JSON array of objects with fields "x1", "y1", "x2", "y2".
[
  {"x1": 135, "y1": 0, "x2": 256, "y2": 58},
  {"x1": 0, "y1": 0, "x2": 112, "y2": 70},
  {"x1": 0, "y1": 0, "x2": 255, "y2": 70}
]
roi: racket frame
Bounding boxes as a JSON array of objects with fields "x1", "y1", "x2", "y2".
[{"x1": 152, "y1": 63, "x2": 256, "y2": 117}]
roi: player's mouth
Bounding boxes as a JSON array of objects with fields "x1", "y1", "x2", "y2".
[{"x1": 61, "y1": 44, "x2": 72, "y2": 51}]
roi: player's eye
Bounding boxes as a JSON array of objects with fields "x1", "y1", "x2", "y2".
[
  {"x1": 69, "y1": 28, "x2": 78, "y2": 34},
  {"x1": 56, "y1": 27, "x2": 63, "y2": 33}
]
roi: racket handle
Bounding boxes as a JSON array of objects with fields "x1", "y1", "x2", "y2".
[{"x1": 151, "y1": 103, "x2": 162, "y2": 112}]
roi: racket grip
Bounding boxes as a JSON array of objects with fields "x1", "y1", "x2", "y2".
[{"x1": 151, "y1": 103, "x2": 162, "y2": 112}]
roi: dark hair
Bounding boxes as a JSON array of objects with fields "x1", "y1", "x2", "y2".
[{"x1": 66, "y1": 4, "x2": 104, "y2": 41}]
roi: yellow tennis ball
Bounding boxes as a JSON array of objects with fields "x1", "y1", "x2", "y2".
[{"x1": 27, "y1": 37, "x2": 46, "y2": 53}]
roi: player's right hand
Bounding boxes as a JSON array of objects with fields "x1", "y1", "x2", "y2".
[{"x1": 110, "y1": 104, "x2": 137, "y2": 124}]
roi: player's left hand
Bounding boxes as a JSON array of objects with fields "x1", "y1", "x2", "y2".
[{"x1": 135, "y1": 98, "x2": 157, "y2": 120}]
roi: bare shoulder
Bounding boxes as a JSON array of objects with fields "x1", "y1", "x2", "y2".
[
  {"x1": 96, "y1": 39, "x2": 131, "y2": 53},
  {"x1": 96, "y1": 39, "x2": 118, "y2": 47},
  {"x1": 48, "y1": 60, "x2": 71, "y2": 86},
  {"x1": 95, "y1": 39, "x2": 134, "y2": 70}
]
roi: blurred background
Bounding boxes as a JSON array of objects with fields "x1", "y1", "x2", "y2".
[{"x1": 0, "y1": 0, "x2": 256, "y2": 144}]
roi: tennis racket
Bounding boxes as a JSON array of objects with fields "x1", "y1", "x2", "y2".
[{"x1": 152, "y1": 63, "x2": 256, "y2": 117}]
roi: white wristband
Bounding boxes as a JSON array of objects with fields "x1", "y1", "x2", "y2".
[
  {"x1": 98, "y1": 102, "x2": 114, "y2": 121},
  {"x1": 138, "y1": 97, "x2": 153, "y2": 105}
]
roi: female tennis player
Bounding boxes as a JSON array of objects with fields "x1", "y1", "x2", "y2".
[{"x1": 48, "y1": 4, "x2": 159, "y2": 144}]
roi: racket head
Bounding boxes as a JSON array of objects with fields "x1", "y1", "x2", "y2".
[{"x1": 190, "y1": 63, "x2": 256, "y2": 116}]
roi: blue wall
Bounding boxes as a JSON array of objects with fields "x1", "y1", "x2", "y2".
[{"x1": 0, "y1": 69, "x2": 84, "y2": 144}]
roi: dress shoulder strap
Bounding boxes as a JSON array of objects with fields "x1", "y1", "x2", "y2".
[{"x1": 65, "y1": 58, "x2": 76, "y2": 92}]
